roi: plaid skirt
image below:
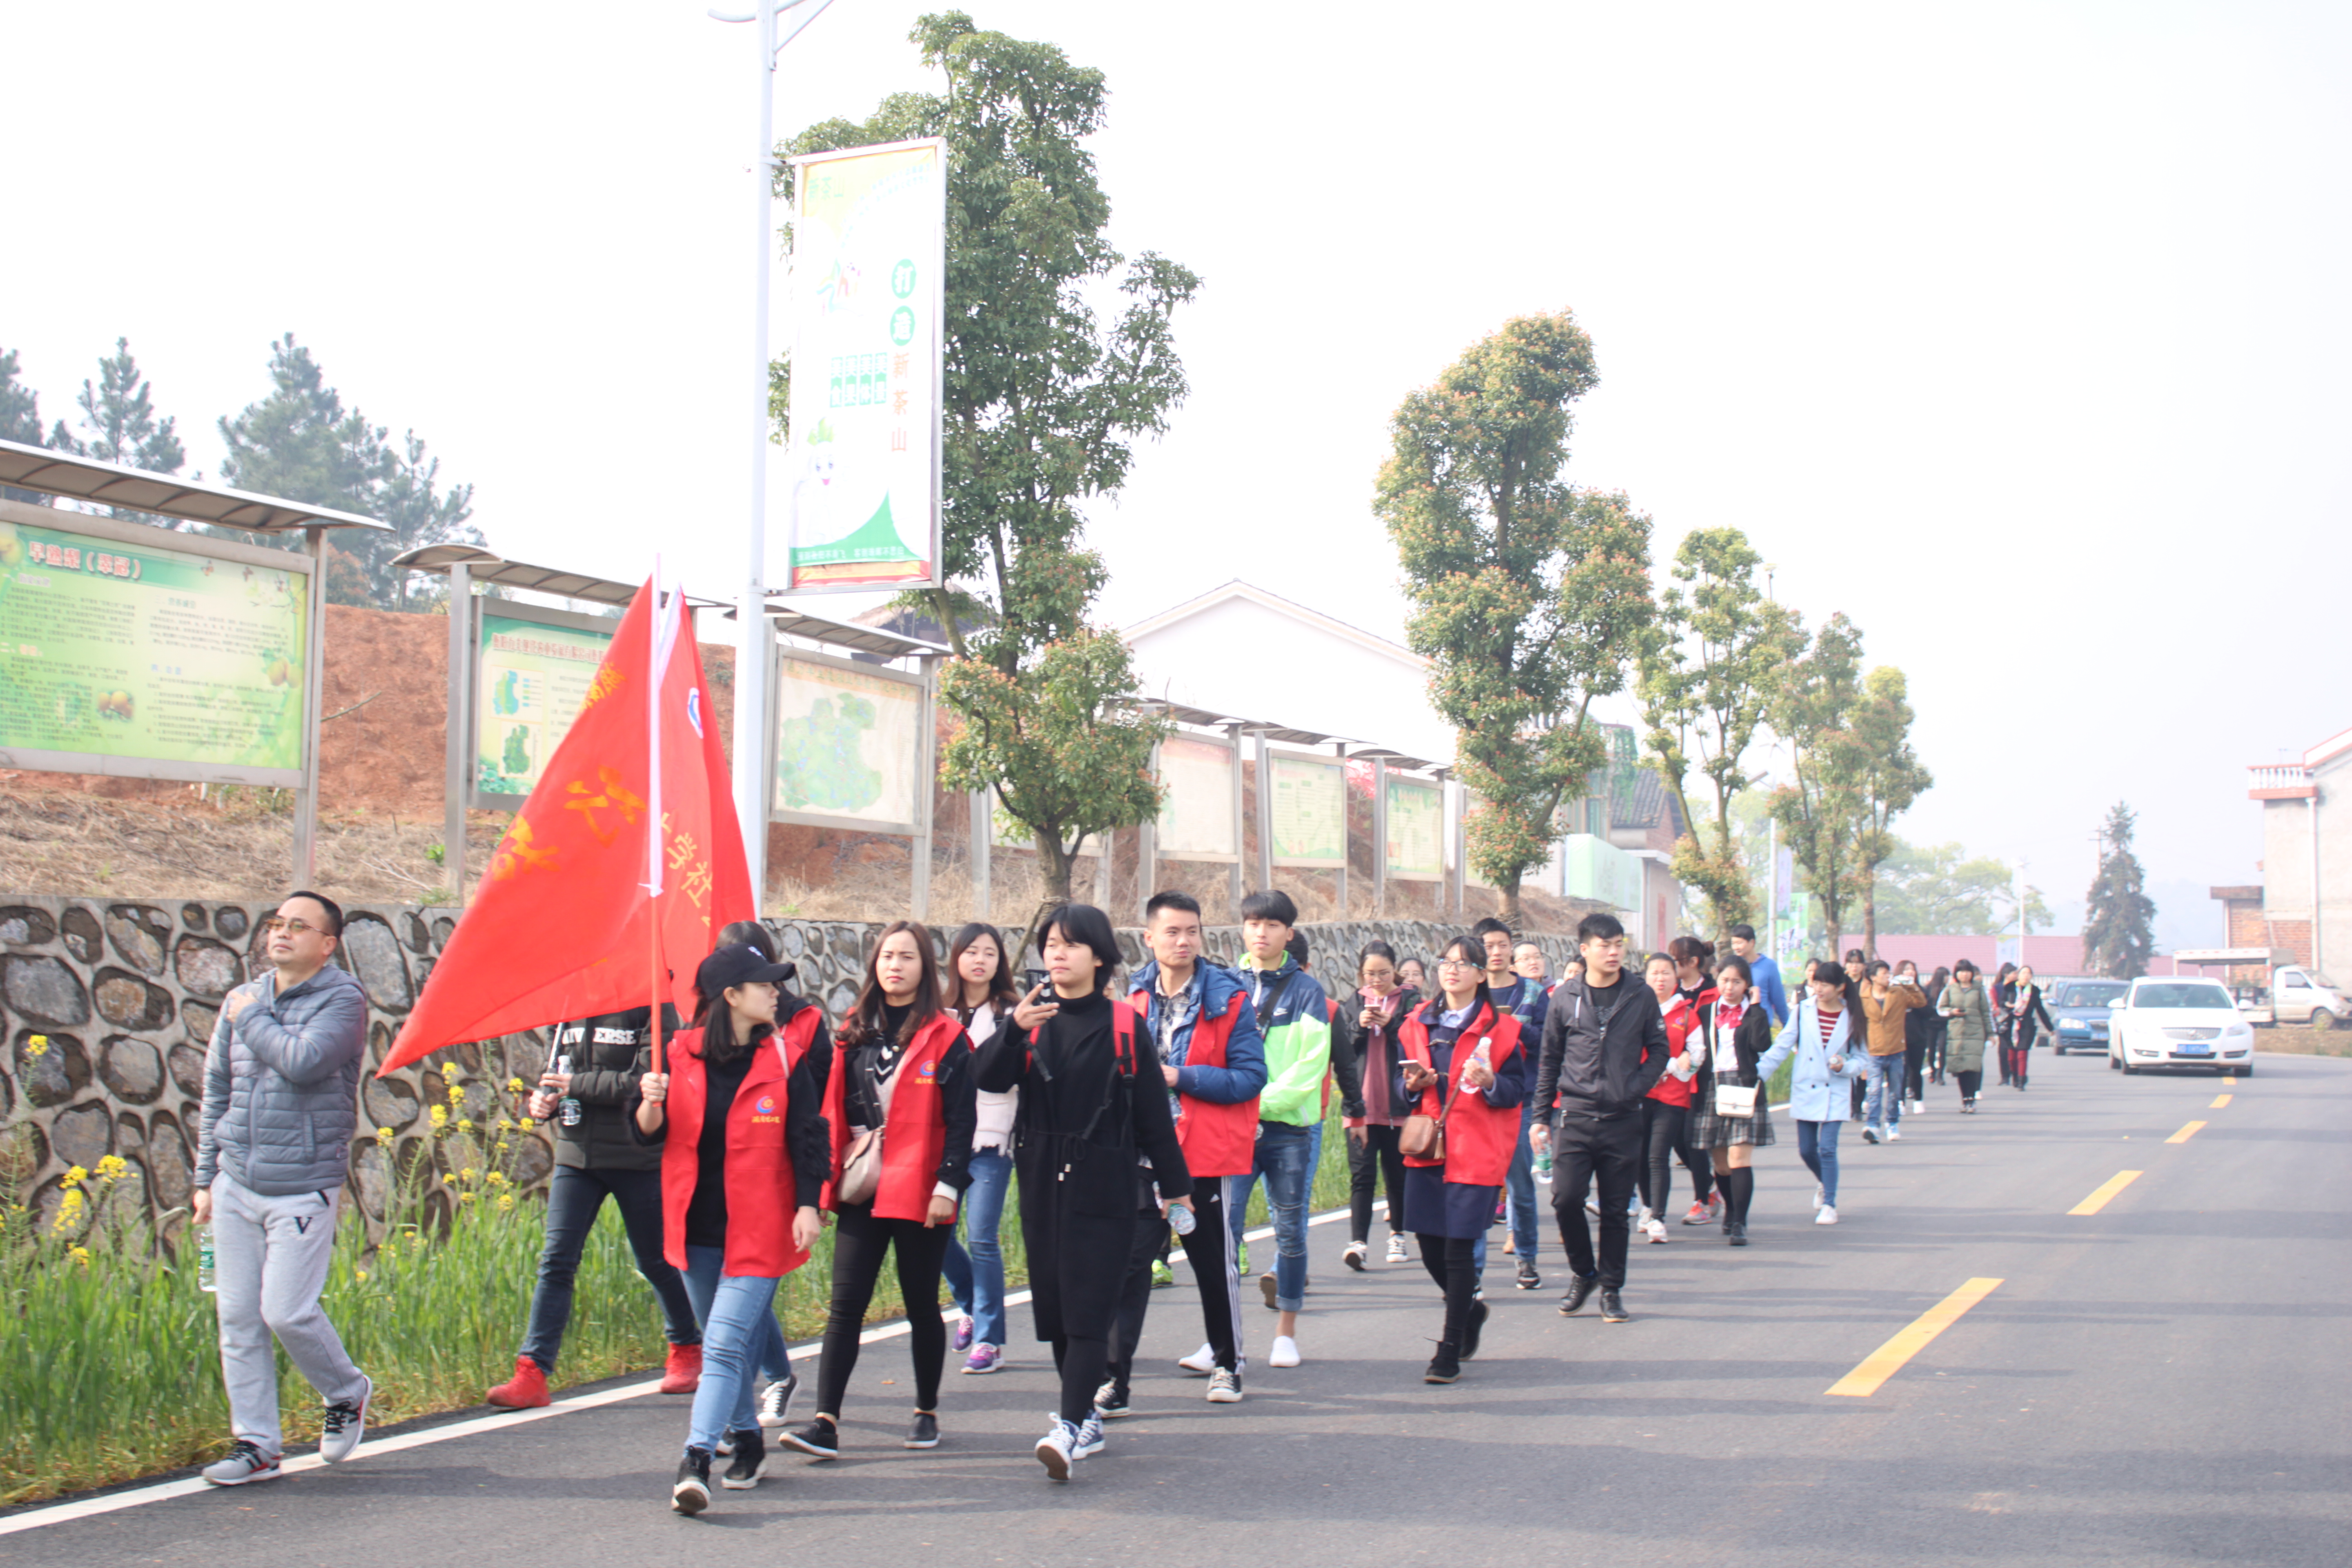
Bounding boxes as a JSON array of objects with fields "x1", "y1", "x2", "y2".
[{"x1": 1689, "y1": 1094, "x2": 1776, "y2": 1149}]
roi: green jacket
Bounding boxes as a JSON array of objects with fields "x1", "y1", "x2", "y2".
[
  {"x1": 1239, "y1": 956, "x2": 1336, "y2": 1127},
  {"x1": 1940, "y1": 980, "x2": 1993, "y2": 1072}
]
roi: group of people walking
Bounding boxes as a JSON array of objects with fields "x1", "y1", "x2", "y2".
[{"x1": 188, "y1": 883, "x2": 2064, "y2": 1513}]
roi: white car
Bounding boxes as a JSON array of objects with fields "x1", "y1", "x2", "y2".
[{"x1": 2107, "y1": 978, "x2": 2257, "y2": 1076}]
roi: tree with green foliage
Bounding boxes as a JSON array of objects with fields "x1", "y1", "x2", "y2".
[
  {"x1": 2082, "y1": 801, "x2": 2157, "y2": 977},
  {"x1": 1637, "y1": 527, "x2": 1800, "y2": 938},
  {"x1": 219, "y1": 334, "x2": 479, "y2": 609},
  {"x1": 779, "y1": 13, "x2": 1191, "y2": 913},
  {"x1": 60, "y1": 338, "x2": 186, "y2": 475},
  {"x1": 1850, "y1": 664, "x2": 1932, "y2": 954},
  {"x1": 0, "y1": 348, "x2": 41, "y2": 447},
  {"x1": 1874, "y1": 838, "x2": 2020, "y2": 935},
  {"x1": 1375, "y1": 311, "x2": 1655, "y2": 921},
  {"x1": 1769, "y1": 612, "x2": 1869, "y2": 956}
]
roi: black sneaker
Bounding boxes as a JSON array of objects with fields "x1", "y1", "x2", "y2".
[
  {"x1": 1559, "y1": 1274, "x2": 1597, "y2": 1315},
  {"x1": 721, "y1": 1429, "x2": 766, "y2": 1489},
  {"x1": 1515, "y1": 1258, "x2": 1541, "y2": 1290},
  {"x1": 781, "y1": 1416, "x2": 838, "y2": 1459},
  {"x1": 1459, "y1": 1298, "x2": 1490, "y2": 1361},
  {"x1": 1599, "y1": 1288, "x2": 1629, "y2": 1323},
  {"x1": 672, "y1": 1448, "x2": 713, "y2": 1514},
  {"x1": 905, "y1": 1411, "x2": 940, "y2": 1449},
  {"x1": 1092, "y1": 1381, "x2": 1130, "y2": 1419},
  {"x1": 1725, "y1": 1220, "x2": 1749, "y2": 1247},
  {"x1": 1424, "y1": 1346, "x2": 1462, "y2": 1383}
]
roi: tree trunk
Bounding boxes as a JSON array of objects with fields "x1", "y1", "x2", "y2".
[
  {"x1": 1499, "y1": 877, "x2": 1522, "y2": 924},
  {"x1": 1863, "y1": 878, "x2": 1877, "y2": 960},
  {"x1": 1038, "y1": 830, "x2": 1074, "y2": 903}
]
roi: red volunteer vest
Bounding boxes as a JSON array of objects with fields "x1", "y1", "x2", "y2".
[
  {"x1": 824, "y1": 1012, "x2": 961, "y2": 1223},
  {"x1": 658, "y1": 1007, "x2": 819, "y2": 1279},
  {"x1": 1396, "y1": 1000, "x2": 1524, "y2": 1188},
  {"x1": 1127, "y1": 980, "x2": 1258, "y2": 1178}
]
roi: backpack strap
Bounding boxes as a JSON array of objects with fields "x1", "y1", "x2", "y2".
[{"x1": 1111, "y1": 1000, "x2": 1137, "y2": 1078}]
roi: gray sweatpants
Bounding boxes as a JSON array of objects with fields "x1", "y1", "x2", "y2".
[{"x1": 211, "y1": 1171, "x2": 368, "y2": 1454}]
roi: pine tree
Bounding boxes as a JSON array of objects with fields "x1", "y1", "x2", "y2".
[
  {"x1": 2082, "y1": 801, "x2": 2157, "y2": 978},
  {"x1": 65, "y1": 338, "x2": 187, "y2": 474},
  {"x1": 0, "y1": 348, "x2": 44, "y2": 446}
]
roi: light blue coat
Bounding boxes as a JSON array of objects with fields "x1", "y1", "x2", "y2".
[{"x1": 1756, "y1": 997, "x2": 1869, "y2": 1123}]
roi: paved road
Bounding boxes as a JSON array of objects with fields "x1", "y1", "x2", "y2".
[{"x1": 6, "y1": 1050, "x2": 2347, "y2": 1568}]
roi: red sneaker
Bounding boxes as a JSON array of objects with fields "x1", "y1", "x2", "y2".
[
  {"x1": 660, "y1": 1343, "x2": 703, "y2": 1395},
  {"x1": 1681, "y1": 1202, "x2": 1711, "y2": 1226},
  {"x1": 487, "y1": 1355, "x2": 551, "y2": 1410}
]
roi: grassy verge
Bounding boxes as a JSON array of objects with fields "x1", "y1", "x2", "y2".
[{"x1": 1, "y1": 1086, "x2": 1357, "y2": 1508}]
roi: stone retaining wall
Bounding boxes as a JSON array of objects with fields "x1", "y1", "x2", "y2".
[{"x1": 1, "y1": 896, "x2": 1576, "y2": 1248}]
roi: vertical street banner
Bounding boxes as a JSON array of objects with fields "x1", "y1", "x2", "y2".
[
  {"x1": 1383, "y1": 777, "x2": 1443, "y2": 880},
  {"x1": 1156, "y1": 734, "x2": 1238, "y2": 861},
  {"x1": 780, "y1": 137, "x2": 946, "y2": 594},
  {"x1": 0, "y1": 513, "x2": 308, "y2": 784},
  {"x1": 1269, "y1": 750, "x2": 1346, "y2": 868},
  {"x1": 475, "y1": 608, "x2": 617, "y2": 802}
]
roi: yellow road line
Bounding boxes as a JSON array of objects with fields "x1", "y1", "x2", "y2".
[
  {"x1": 2070, "y1": 1170, "x2": 2143, "y2": 1215},
  {"x1": 2210, "y1": 1093, "x2": 2232, "y2": 1108},
  {"x1": 1828, "y1": 1278, "x2": 2004, "y2": 1397},
  {"x1": 2223, "y1": 1075, "x2": 2237, "y2": 1085},
  {"x1": 2167, "y1": 1120, "x2": 2207, "y2": 1144}
]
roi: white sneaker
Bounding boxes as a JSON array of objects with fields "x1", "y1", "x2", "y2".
[
  {"x1": 319, "y1": 1376, "x2": 371, "y2": 1464},
  {"x1": 1642, "y1": 1217, "x2": 1668, "y2": 1244},
  {"x1": 1035, "y1": 1420, "x2": 1078, "y2": 1481},
  {"x1": 1268, "y1": 1335, "x2": 1301, "y2": 1368},
  {"x1": 1813, "y1": 1183, "x2": 1825, "y2": 1213},
  {"x1": 1176, "y1": 1342, "x2": 1218, "y2": 1375},
  {"x1": 1073, "y1": 1412, "x2": 1107, "y2": 1458},
  {"x1": 1636, "y1": 1205, "x2": 1654, "y2": 1229},
  {"x1": 1343, "y1": 1240, "x2": 1367, "y2": 1272},
  {"x1": 1887, "y1": 1126, "x2": 1903, "y2": 1142},
  {"x1": 757, "y1": 1370, "x2": 799, "y2": 1428},
  {"x1": 1862, "y1": 1124, "x2": 1881, "y2": 1145},
  {"x1": 1385, "y1": 1234, "x2": 1410, "y2": 1263},
  {"x1": 1816, "y1": 1205, "x2": 1839, "y2": 1226},
  {"x1": 1206, "y1": 1366, "x2": 1244, "y2": 1403}
]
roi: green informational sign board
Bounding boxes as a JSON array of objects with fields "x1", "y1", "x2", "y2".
[
  {"x1": 1269, "y1": 751, "x2": 1346, "y2": 867},
  {"x1": 0, "y1": 512, "x2": 309, "y2": 782},
  {"x1": 770, "y1": 648, "x2": 925, "y2": 835},
  {"x1": 1383, "y1": 777, "x2": 1444, "y2": 880},
  {"x1": 474, "y1": 607, "x2": 615, "y2": 802}
]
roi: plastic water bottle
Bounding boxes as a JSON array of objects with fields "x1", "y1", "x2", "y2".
[
  {"x1": 1534, "y1": 1145, "x2": 1554, "y2": 1183},
  {"x1": 555, "y1": 1053, "x2": 582, "y2": 1128},
  {"x1": 1166, "y1": 1197, "x2": 1196, "y2": 1236},
  {"x1": 197, "y1": 1225, "x2": 217, "y2": 1293}
]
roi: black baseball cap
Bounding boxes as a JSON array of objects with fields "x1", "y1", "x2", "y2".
[{"x1": 696, "y1": 944, "x2": 795, "y2": 995}]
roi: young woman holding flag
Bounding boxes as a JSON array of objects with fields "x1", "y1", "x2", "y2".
[
  {"x1": 1396, "y1": 934, "x2": 1529, "y2": 1385},
  {"x1": 631, "y1": 944, "x2": 830, "y2": 1515},
  {"x1": 783, "y1": 922, "x2": 976, "y2": 1461}
]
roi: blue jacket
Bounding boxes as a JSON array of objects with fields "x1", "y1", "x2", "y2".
[
  {"x1": 1129, "y1": 957, "x2": 1268, "y2": 1106},
  {"x1": 196, "y1": 963, "x2": 370, "y2": 1196},
  {"x1": 1755, "y1": 997, "x2": 1868, "y2": 1123},
  {"x1": 1749, "y1": 955, "x2": 1789, "y2": 1027}
]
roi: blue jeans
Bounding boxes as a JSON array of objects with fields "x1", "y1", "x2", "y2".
[
  {"x1": 1504, "y1": 1098, "x2": 1539, "y2": 1258},
  {"x1": 1864, "y1": 1053, "x2": 1905, "y2": 1130},
  {"x1": 1227, "y1": 1123, "x2": 1312, "y2": 1312},
  {"x1": 519, "y1": 1165, "x2": 700, "y2": 1373},
  {"x1": 952, "y1": 1148, "x2": 1013, "y2": 1348},
  {"x1": 679, "y1": 1247, "x2": 784, "y2": 1453},
  {"x1": 1795, "y1": 1119, "x2": 1844, "y2": 1207}
]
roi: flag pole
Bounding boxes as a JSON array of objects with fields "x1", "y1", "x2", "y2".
[{"x1": 648, "y1": 560, "x2": 670, "y2": 1077}]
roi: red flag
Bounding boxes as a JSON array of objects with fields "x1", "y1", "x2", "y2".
[{"x1": 380, "y1": 578, "x2": 754, "y2": 1076}]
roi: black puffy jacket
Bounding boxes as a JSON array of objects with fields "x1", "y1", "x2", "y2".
[{"x1": 549, "y1": 1005, "x2": 682, "y2": 1171}]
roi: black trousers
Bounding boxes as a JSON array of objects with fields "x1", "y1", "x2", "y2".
[
  {"x1": 1903, "y1": 1042, "x2": 1928, "y2": 1102},
  {"x1": 1637, "y1": 1099, "x2": 1710, "y2": 1216},
  {"x1": 1955, "y1": 1068, "x2": 1983, "y2": 1102},
  {"x1": 1103, "y1": 1197, "x2": 1181, "y2": 1401},
  {"x1": 1349, "y1": 1125, "x2": 1406, "y2": 1243},
  {"x1": 1550, "y1": 1110, "x2": 1642, "y2": 1289},
  {"x1": 1417, "y1": 1233, "x2": 1478, "y2": 1351},
  {"x1": 1173, "y1": 1176, "x2": 1243, "y2": 1372},
  {"x1": 813, "y1": 1206, "x2": 952, "y2": 1417}
]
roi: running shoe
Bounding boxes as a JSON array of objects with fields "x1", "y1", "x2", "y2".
[
  {"x1": 1424, "y1": 1349, "x2": 1462, "y2": 1384},
  {"x1": 1887, "y1": 1126, "x2": 1903, "y2": 1142},
  {"x1": 1343, "y1": 1240, "x2": 1367, "y2": 1272},
  {"x1": 781, "y1": 1416, "x2": 838, "y2": 1459},
  {"x1": 201, "y1": 1440, "x2": 281, "y2": 1486},
  {"x1": 1386, "y1": 1234, "x2": 1410, "y2": 1263},
  {"x1": 1725, "y1": 1220, "x2": 1748, "y2": 1247},
  {"x1": 1515, "y1": 1257, "x2": 1541, "y2": 1290},
  {"x1": 1268, "y1": 1335, "x2": 1302, "y2": 1368},
  {"x1": 1642, "y1": 1217, "x2": 1668, "y2": 1244},
  {"x1": 758, "y1": 1369, "x2": 799, "y2": 1427},
  {"x1": 1862, "y1": 1124, "x2": 1881, "y2": 1145},
  {"x1": 1035, "y1": 1420, "x2": 1078, "y2": 1481},
  {"x1": 1681, "y1": 1202, "x2": 1711, "y2": 1225},
  {"x1": 1151, "y1": 1259, "x2": 1175, "y2": 1288},
  {"x1": 1705, "y1": 1192, "x2": 1725, "y2": 1221},
  {"x1": 962, "y1": 1343, "x2": 1003, "y2": 1375},
  {"x1": 1206, "y1": 1366, "x2": 1244, "y2": 1403},
  {"x1": 905, "y1": 1411, "x2": 941, "y2": 1449},
  {"x1": 320, "y1": 1377, "x2": 371, "y2": 1464},
  {"x1": 954, "y1": 1316, "x2": 975, "y2": 1352},
  {"x1": 1816, "y1": 1205, "x2": 1839, "y2": 1226}
]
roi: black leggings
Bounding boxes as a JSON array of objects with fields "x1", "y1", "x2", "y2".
[
  {"x1": 813, "y1": 1206, "x2": 952, "y2": 1417},
  {"x1": 1903, "y1": 1042, "x2": 1927, "y2": 1102},
  {"x1": 1416, "y1": 1233, "x2": 1478, "y2": 1352},
  {"x1": 1638, "y1": 1099, "x2": 1711, "y2": 1216},
  {"x1": 1955, "y1": 1068, "x2": 1983, "y2": 1102},
  {"x1": 1350, "y1": 1124, "x2": 1406, "y2": 1243}
]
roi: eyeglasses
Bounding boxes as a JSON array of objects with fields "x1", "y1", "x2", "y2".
[
  {"x1": 1436, "y1": 958, "x2": 1480, "y2": 971},
  {"x1": 261, "y1": 917, "x2": 320, "y2": 936}
]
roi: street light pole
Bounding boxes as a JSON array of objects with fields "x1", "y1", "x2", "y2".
[{"x1": 711, "y1": 0, "x2": 837, "y2": 915}]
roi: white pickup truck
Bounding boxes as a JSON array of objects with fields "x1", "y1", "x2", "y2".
[{"x1": 2170, "y1": 947, "x2": 2348, "y2": 1029}]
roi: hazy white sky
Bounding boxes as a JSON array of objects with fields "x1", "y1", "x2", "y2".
[{"x1": 8, "y1": 1, "x2": 2347, "y2": 942}]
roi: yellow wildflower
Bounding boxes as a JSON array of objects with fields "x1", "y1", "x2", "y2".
[
  {"x1": 447, "y1": 1083, "x2": 466, "y2": 1107},
  {"x1": 430, "y1": 1104, "x2": 449, "y2": 1131},
  {"x1": 459, "y1": 1190, "x2": 477, "y2": 1205},
  {"x1": 457, "y1": 1118, "x2": 475, "y2": 1135},
  {"x1": 441, "y1": 1173, "x2": 456, "y2": 1186},
  {"x1": 496, "y1": 1116, "x2": 515, "y2": 1133},
  {"x1": 69, "y1": 1245, "x2": 91, "y2": 1267},
  {"x1": 506, "y1": 1077, "x2": 527, "y2": 1094},
  {"x1": 25, "y1": 1035, "x2": 47, "y2": 1058},
  {"x1": 485, "y1": 1170, "x2": 507, "y2": 1187},
  {"x1": 61, "y1": 1166, "x2": 88, "y2": 1191},
  {"x1": 495, "y1": 1140, "x2": 512, "y2": 1154},
  {"x1": 496, "y1": 1193, "x2": 516, "y2": 1213},
  {"x1": 355, "y1": 1269, "x2": 369, "y2": 1282},
  {"x1": 459, "y1": 1167, "x2": 479, "y2": 1184},
  {"x1": 52, "y1": 1189, "x2": 84, "y2": 1234},
  {"x1": 376, "y1": 1126, "x2": 394, "y2": 1147},
  {"x1": 95, "y1": 1155, "x2": 128, "y2": 1183}
]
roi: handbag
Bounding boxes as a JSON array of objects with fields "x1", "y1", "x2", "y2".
[
  {"x1": 1399, "y1": 1032, "x2": 1473, "y2": 1163},
  {"x1": 1712, "y1": 1081, "x2": 1759, "y2": 1120},
  {"x1": 835, "y1": 1038, "x2": 906, "y2": 1207}
]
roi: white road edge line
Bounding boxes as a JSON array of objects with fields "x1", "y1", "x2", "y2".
[{"x1": 0, "y1": 1206, "x2": 1351, "y2": 1537}]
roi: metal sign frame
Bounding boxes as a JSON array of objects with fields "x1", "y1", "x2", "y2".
[
  {"x1": 765, "y1": 637, "x2": 932, "y2": 839},
  {"x1": 464, "y1": 595, "x2": 624, "y2": 813},
  {"x1": 1150, "y1": 726, "x2": 1242, "y2": 866},
  {"x1": 1264, "y1": 744, "x2": 1348, "y2": 870}
]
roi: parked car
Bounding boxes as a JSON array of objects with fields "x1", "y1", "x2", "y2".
[
  {"x1": 2048, "y1": 978, "x2": 2127, "y2": 1054},
  {"x1": 2107, "y1": 977, "x2": 2257, "y2": 1076}
]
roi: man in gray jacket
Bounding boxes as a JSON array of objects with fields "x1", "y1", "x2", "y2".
[{"x1": 193, "y1": 891, "x2": 373, "y2": 1485}]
